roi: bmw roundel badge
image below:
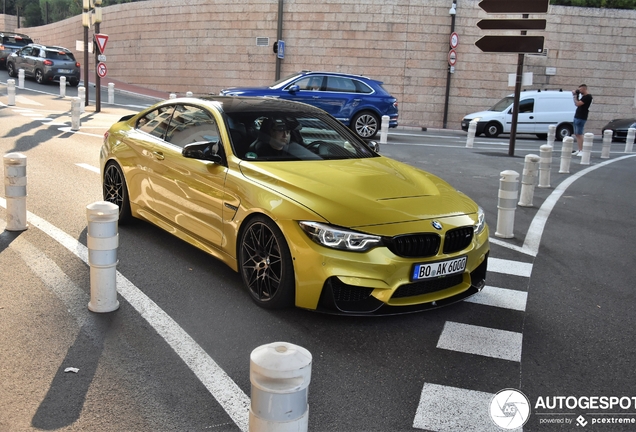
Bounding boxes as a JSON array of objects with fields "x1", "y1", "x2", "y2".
[{"x1": 432, "y1": 220, "x2": 443, "y2": 230}]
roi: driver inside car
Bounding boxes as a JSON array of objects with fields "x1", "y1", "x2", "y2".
[{"x1": 248, "y1": 117, "x2": 298, "y2": 158}]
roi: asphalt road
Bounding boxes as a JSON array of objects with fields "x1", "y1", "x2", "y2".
[{"x1": 1, "y1": 80, "x2": 635, "y2": 432}]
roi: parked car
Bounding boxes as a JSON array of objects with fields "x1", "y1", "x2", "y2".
[
  {"x1": 100, "y1": 96, "x2": 488, "y2": 315},
  {"x1": 601, "y1": 118, "x2": 636, "y2": 142},
  {"x1": 0, "y1": 31, "x2": 33, "y2": 68},
  {"x1": 6, "y1": 43, "x2": 80, "y2": 86},
  {"x1": 461, "y1": 89, "x2": 575, "y2": 140},
  {"x1": 219, "y1": 71, "x2": 399, "y2": 139}
]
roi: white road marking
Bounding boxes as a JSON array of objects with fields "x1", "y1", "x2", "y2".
[
  {"x1": 488, "y1": 257, "x2": 532, "y2": 277},
  {"x1": 437, "y1": 321, "x2": 522, "y2": 362},
  {"x1": 0, "y1": 198, "x2": 251, "y2": 431},
  {"x1": 465, "y1": 286, "x2": 527, "y2": 311},
  {"x1": 57, "y1": 126, "x2": 104, "y2": 138},
  {"x1": 75, "y1": 163, "x2": 100, "y2": 173},
  {"x1": 413, "y1": 383, "x2": 501, "y2": 431},
  {"x1": 15, "y1": 95, "x2": 44, "y2": 106}
]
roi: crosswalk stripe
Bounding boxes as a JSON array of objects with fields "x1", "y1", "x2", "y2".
[
  {"x1": 488, "y1": 257, "x2": 533, "y2": 277},
  {"x1": 437, "y1": 321, "x2": 522, "y2": 362},
  {"x1": 413, "y1": 383, "x2": 500, "y2": 431},
  {"x1": 465, "y1": 285, "x2": 527, "y2": 311}
]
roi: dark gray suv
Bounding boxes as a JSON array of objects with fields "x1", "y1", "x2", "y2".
[
  {"x1": 0, "y1": 32, "x2": 33, "y2": 68},
  {"x1": 7, "y1": 43, "x2": 80, "y2": 86}
]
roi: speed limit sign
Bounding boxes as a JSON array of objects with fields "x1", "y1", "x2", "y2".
[{"x1": 96, "y1": 62, "x2": 108, "y2": 78}]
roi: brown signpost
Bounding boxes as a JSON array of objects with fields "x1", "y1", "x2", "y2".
[
  {"x1": 475, "y1": 36, "x2": 544, "y2": 53},
  {"x1": 477, "y1": 19, "x2": 546, "y2": 31},
  {"x1": 478, "y1": 0, "x2": 549, "y2": 14}
]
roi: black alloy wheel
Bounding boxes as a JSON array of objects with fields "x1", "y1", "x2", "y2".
[
  {"x1": 35, "y1": 69, "x2": 44, "y2": 84},
  {"x1": 103, "y1": 162, "x2": 133, "y2": 223},
  {"x1": 7, "y1": 62, "x2": 16, "y2": 77},
  {"x1": 239, "y1": 216, "x2": 294, "y2": 309},
  {"x1": 352, "y1": 111, "x2": 380, "y2": 139}
]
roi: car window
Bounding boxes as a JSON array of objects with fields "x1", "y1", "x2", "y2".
[
  {"x1": 518, "y1": 99, "x2": 534, "y2": 113},
  {"x1": 20, "y1": 47, "x2": 33, "y2": 56},
  {"x1": 325, "y1": 76, "x2": 357, "y2": 93},
  {"x1": 3, "y1": 35, "x2": 33, "y2": 46},
  {"x1": 293, "y1": 76, "x2": 323, "y2": 91},
  {"x1": 165, "y1": 105, "x2": 219, "y2": 148},
  {"x1": 353, "y1": 80, "x2": 374, "y2": 94},
  {"x1": 137, "y1": 105, "x2": 175, "y2": 139},
  {"x1": 45, "y1": 50, "x2": 74, "y2": 61}
]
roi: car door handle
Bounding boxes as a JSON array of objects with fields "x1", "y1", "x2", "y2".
[
  {"x1": 529, "y1": 116, "x2": 534, "y2": 119},
  {"x1": 153, "y1": 151, "x2": 165, "y2": 160}
]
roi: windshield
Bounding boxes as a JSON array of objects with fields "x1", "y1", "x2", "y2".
[
  {"x1": 489, "y1": 96, "x2": 514, "y2": 112},
  {"x1": 269, "y1": 72, "x2": 304, "y2": 89},
  {"x1": 224, "y1": 110, "x2": 378, "y2": 162}
]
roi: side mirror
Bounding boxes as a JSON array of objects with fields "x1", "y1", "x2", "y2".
[
  {"x1": 183, "y1": 141, "x2": 223, "y2": 164},
  {"x1": 289, "y1": 85, "x2": 300, "y2": 93},
  {"x1": 367, "y1": 141, "x2": 380, "y2": 153}
]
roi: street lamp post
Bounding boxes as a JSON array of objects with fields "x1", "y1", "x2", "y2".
[
  {"x1": 442, "y1": 0, "x2": 457, "y2": 129},
  {"x1": 82, "y1": 0, "x2": 90, "y2": 107}
]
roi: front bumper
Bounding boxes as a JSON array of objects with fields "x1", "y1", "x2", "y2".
[{"x1": 461, "y1": 119, "x2": 487, "y2": 135}]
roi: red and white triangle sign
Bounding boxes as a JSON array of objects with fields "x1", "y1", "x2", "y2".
[{"x1": 95, "y1": 33, "x2": 109, "y2": 54}]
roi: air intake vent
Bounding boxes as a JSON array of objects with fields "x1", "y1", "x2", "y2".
[
  {"x1": 256, "y1": 37, "x2": 269, "y2": 47},
  {"x1": 443, "y1": 227, "x2": 473, "y2": 254},
  {"x1": 385, "y1": 234, "x2": 440, "y2": 258}
]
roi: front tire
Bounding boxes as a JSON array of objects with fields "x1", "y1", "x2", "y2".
[
  {"x1": 556, "y1": 123, "x2": 573, "y2": 141},
  {"x1": 103, "y1": 162, "x2": 133, "y2": 223},
  {"x1": 239, "y1": 216, "x2": 295, "y2": 309},
  {"x1": 351, "y1": 111, "x2": 380, "y2": 139},
  {"x1": 484, "y1": 121, "x2": 502, "y2": 138},
  {"x1": 7, "y1": 62, "x2": 16, "y2": 77}
]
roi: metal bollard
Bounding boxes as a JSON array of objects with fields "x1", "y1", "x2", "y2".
[
  {"x1": 465, "y1": 119, "x2": 477, "y2": 148},
  {"x1": 250, "y1": 342, "x2": 312, "y2": 432},
  {"x1": 169, "y1": 93, "x2": 177, "y2": 99},
  {"x1": 625, "y1": 128, "x2": 635, "y2": 153},
  {"x1": 559, "y1": 136, "x2": 574, "y2": 174},
  {"x1": 3, "y1": 153, "x2": 28, "y2": 231},
  {"x1": 108, "y1": 83, "x2": 115, "y2": 104},
  {"x1": 186, "y1": 91, "x2": 193, "y2": 97},
  {"x1": 495, "y1": 170, "x2": 519, "y2": 239},
  {"x1": 380, "y1": 115, "x2": 389, "y2": 145},
  {"x1": 60, "y1": 76, "x2": 66, "y2": 98},
  {"x1": 86, "y1": 201, "x2": 120, "y2": 313},
  {"x1": 71, "y1": 98, "x2": 81, "y2": 131},
  {"x1": 547, "y1": 124, "x2": 556, "y2": 147},
  {"x1": 518, "y1": 154, "x2": 540, "y2": 207},
  {"x1": 18, "y1": 69, "x2": 25, "y2": 89},
  {"x1": 538, "y1": 145, "x2": 552, "y2": 188},
  {"x1": 78, "y1": 86, "x2": 86, "y2": 113},
  {"x1": 601, "y1": 129, "x2": 612, "y2": 159},
  {"x1": 580, "y1": 132, "x2": 594, "y2": 165},
  {"x1": 7, "y1": 79, "x2": 16, "y2": 106}
]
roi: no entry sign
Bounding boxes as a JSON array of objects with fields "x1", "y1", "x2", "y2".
[{"x1": 97, "y1": 62, "x2": 108, "y2": 78}]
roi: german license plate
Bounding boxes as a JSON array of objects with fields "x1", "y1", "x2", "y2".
[
  {"x1": 58, "y1": 69, "x2": 71, "y2": 73},
  {"x1": 412, "y1": 256, "x2": 467, "y2": 281}
]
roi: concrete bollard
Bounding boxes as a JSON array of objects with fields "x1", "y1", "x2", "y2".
[
  {"x1": 580, "y1": 132, "x2": 594, "y2": 165},
  {"x1": 601, "y1": 129, "x2": 612, "y2": 159},
  {"x1": 7, "y1": 79, "x2": 16, "y2": 106},
  {"x1": 71, "y1": 98, "x2": 82, "y2": 131},
  {"x1": 108, "y1": 83, "x2": 115, "y2": 104},
  {"x1": 538, "y1": 145, "x2": 552, "y2": 188},
  {"x1": 518, "y1": 154, "x2": 540, "y2": 207},
  {"x1": 625, "y1": 128, "x2": 635, "y2": 153},
  {"x1": 547, "y1": 124, "x2": 556, "y2": 148},
  {"x1": 3, "y1": 153, "x2": 28, "y2": 232},
  {"x1": 86, "y1": 201, "x2": 120, "y2": 313},
  {"x1": 60, "y1": 76, "x2": 66, "y2": 97},
  {"x1": 186, "y1": 91, "x2": 193, "y2": 97},
  {"x1": 18, "y1": 69, "x2": 25, "y2": 89},
  {"x1": 466, "y1": 119, "x2": 477, "y2": 148},
  {"x1": 78, "y1": 86, "x2": 86, "y2": 113},
  {"x1": 495, "y1": 170, "x2": 519, "y2": 239},
  {"x1": 169, "y1": 93, "x2": 177, "y2": 99},
  {"x1": 250, "y1": 342, "x2": 312, "y2": 432},
  {"x1": 559, "y1": 136, "x2": 574, "y2": 174},
  {"x1": 380, "y1": 115, "x2": 389, "y2": 145}
]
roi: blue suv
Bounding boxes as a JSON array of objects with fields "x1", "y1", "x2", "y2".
[{"x1": 219, "y1": 71, "x2": 398, "y2": 139}]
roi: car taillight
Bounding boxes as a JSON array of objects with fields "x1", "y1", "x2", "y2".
[
  {"x1": 103, "y1": 131, "x2": 109, "y2": 144},
  {"x1": 43, "y1": 60, "x2": 53, "y2": 66},
  {"x1": 76, "y1": 62, "x2": 81, "y2": 68}
]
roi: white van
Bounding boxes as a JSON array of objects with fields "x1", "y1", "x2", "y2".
[{"x1": 461, "y1": 90, "x2": 575, "y2": 140}]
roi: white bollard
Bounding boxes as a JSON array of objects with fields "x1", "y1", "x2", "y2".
[
  {"x1": 518, "y1": 154, "x2": 540, "y2": 207},
  {"x1": 18, "y1": 69, "x2": 25, "y2": 89},
  {"x1": 87, "y1": 201, "x2": 120, "y2": 313},
  {"x1": 380, "y1": 115, "x2": 389, "y2": 145},
  {"x1": 559, "y1": 136, "x2": 574, "y2": 174},
  {"x1": 7, "y1": 79, "x2": 16, "y2": 106},
  {"x1": 78, "y1": 86, "x2": 86, "y2": 113},
  {"x1": 601, "y1": 129, "x2": 612, "y2": 159},
  {"x1": 580, "y1": 132, "x2": 594, "y2": 165},
  {"x1": 3, "y1": 153, "x2": 28, "y2": 232},
  {"x1": 169, "y1": 93, "x2": 177, "y2": 99},
  {"x1": 71, "y1": 98, "x2": 82, "y2": 131},
  {"x1": 495, "y1": 170, "x2": 519, "y2": 239},
  {"x1": 186, "y1": 91, "x2": 193, "y2": 97},
  {"x1": 60, "y1": 76, "x2": 66, "y2": 98},
  {"x1": 108, "y1": 83, "x2": 115, "y2": 104},
  {"x1": 538, "y1": 145, "x2": 552, "y2": 188},
  {"x1": 625, "y1": 128, "x2": 635, "y2": 153},
  {"x1": 547, "y1": 124, "x2": 556, "y2": 148},
  {"x1": 466, "y1": 119, "x2": 477, "y2": 148},
  {"x1": 250, "y1": 342, "x2": 312, "y2": 432}
]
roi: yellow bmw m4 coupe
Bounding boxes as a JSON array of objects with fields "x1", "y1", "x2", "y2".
[{"x1": 100, "y1": 96, "x2": 489, "y2": 315}]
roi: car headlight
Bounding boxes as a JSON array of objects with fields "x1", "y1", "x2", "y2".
[
  {"x1": 472, "y1": 117, "x2": 481, "y2": 123},
  {"x1": 474, "y1": 206, "x2": 486, "y2": 235},
  {"x1": 299, "y1": 221, "x2": 382, "y2": 252}
]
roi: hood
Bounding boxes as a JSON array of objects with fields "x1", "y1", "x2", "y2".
[
  {"x1": 464, "y1": 110, "x2": 502, "y2": 120},
  {"x1": 239, "y1": 157, "x2": 478, "y2": 228},
  {"x1": 220, "y1": 86, "x2": 273, "y2": 96}
]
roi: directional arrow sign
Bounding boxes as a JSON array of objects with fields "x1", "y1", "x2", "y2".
[
  {"x1": 475, "y1": 35, "x2": 544, "y2": 53},
  {"x1": 478, "y1": 0, "x2": 549, "y2": 13},
  {"x1": 477, "y1": 19, "x2": 546, "y2": 30},
  {"x1": 95, "y1": 33, "x2": 109, "y2": 54}
]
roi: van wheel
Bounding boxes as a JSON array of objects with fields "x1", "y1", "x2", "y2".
[
  {"x1": 484, "y1": 122, "x2": 502, "y2": 138},
  {"x1": 556, "y1": 124, "x2": 573, "y2": 141}
]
